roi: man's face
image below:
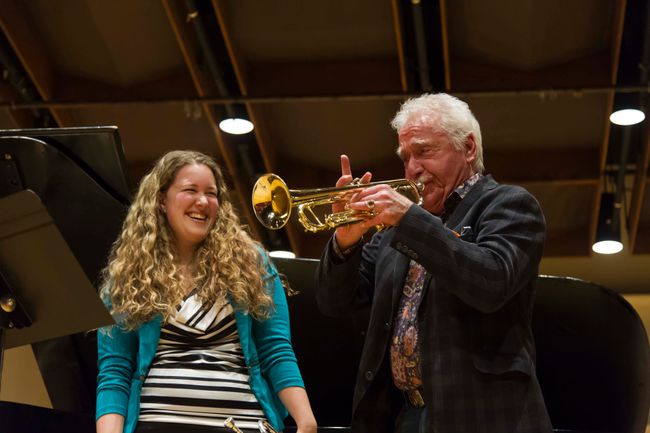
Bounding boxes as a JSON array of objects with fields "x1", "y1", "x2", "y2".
[{"x1": 398, "y1": 114, "x2": 476, "y2": 214}]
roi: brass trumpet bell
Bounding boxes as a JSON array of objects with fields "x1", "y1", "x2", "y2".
[{"x1": 251, "y1": 173, "x2": 423, "y2": 233}]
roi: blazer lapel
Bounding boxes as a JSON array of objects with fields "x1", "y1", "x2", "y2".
[
  {"x1": 445, "y1": 174, "x2": 497, "y2": 229},
  {"x1": 391, "y1": 251, "x2": 409, "y2": 310}
]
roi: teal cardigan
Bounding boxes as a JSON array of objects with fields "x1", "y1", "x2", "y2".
[{"x1": 96, "y1": 257, "x2": 304, "y2": 433}]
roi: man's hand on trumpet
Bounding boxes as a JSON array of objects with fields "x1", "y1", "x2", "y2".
[
  {"x1": 333, "y1": 154, "x2": 414, "y2": 250},
  {"x1": 333, "y1": 154, "x2": 372, "y2": 250},
  {"x1": 348, "y1": 182, "x2": 414, "y2": 229}
]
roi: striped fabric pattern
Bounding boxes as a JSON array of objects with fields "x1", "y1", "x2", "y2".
[{"x1": 138, "y1": 294, "x2": 266, "y2": 430}]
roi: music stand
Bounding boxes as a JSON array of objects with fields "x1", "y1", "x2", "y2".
[{"x1": 0, "y1": 190, "x2": 114, "y2": 393}]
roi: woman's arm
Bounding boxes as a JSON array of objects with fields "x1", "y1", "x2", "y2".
[
  {"x1": 96, "y1": 413, "x2": 124, "y2": 433},
  {"x1": 252, "y1": 253, "x2": 317, "y2": 431},
  {"x1": 96, "y1": 324, "x2": 138, "y2": 431},
  {"x1": 277, "y1": 387, "x2": 317, "y2": 433}
]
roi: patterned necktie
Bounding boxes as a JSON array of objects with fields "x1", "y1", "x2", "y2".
[{"x1": 390, "y1": 259, "x2": 426, "y2": 390}]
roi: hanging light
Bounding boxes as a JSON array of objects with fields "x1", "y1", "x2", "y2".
[
  {"x1": 219, "y1": 117, "x2": 254, "y2": 135},
  {"x1": 268, "y1": 250, "x2": 296, "y2": 259},
  {"x1": 592, "y1": 192, "x2": 623, "y2": 255},
  {"x1": 609, "y1": 108, "x2": 645, "y2": 126},
  {"x1": 610, "y1": 93, "x2": 645, "y2": 126}
]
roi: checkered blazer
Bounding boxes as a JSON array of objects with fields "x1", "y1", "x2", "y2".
[{"x1": 316, "y1": 175, "x2": 553, "y2": 433}]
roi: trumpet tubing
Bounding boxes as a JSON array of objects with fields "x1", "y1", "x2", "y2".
[
  {"x1": 251, "y1": 173, "x2": 423, "y2": 233},
  {"x1": 223, "y1": 417, "x2": 244, "y2": 433},
  {"x1": 223, "y1": 417, "x2": 279, "y2": 433}
]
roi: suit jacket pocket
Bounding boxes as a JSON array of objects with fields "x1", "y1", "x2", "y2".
[{"x1": 471, "y1": 351, "x2": 532, "y2": 377}]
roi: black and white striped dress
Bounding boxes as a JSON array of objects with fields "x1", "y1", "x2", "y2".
[{"x1": 136, "y1": 294, "x2": 267, "y2": 432}]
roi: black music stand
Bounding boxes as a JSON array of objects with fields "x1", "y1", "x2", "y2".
[{"x1": 0, "y1": 190, "x2": 114, "y2": 392}]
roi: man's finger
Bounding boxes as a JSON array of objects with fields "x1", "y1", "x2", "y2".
[
  {"x1": 336, "y1": 174, "x2": 353, "y2": 188},
  {"x1": 340, "y1": 154, "x2": 352, "y2": 177}
]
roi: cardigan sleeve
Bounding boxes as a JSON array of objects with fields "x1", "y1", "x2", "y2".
[
  {"x1": 96, "y1": 322, "x2": 138, "y2": 420},
  {"x1": 252, "y1": 254, "x2": 305, "y2": 394}
]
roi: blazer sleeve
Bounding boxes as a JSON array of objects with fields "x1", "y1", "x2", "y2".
[
  {"x1": 314, "y1": 231, "x2": 386, "y2": 317},
  {"x1": 96, "y1": 322, "x2": 138, "y2": 420},
  {"x1": 253, "y1": 254, "x2": 305, "y2": 393},
  {"x1": 393, "y1": 186, "x2": 545, "y2": 313}
]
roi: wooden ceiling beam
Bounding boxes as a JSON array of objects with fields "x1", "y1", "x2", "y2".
[
  {"x1": 438, "y1": 0, "x2": 451, "y2": 91},
  {"x1": 212, "y1": 0, "x2": 302, "y2": 255},
  {"x1": 0, "y1": 0, "x2": 74, "y2": 127},
  {"x1": 162, "y1": 0, "x2": 263, "y2": 242},
  {"x1": 390, "y1": 0, "x2": 409, "y2": 92},
  {"x1": 55, "y1": 70, "x2": 197, "y2": 102},
  {"x1": 0, "y1": 78, "x2": 29, "y2": 128},
  {"x1": 451, "y1": 53, "x2": 613, "y2": 92},
  {"x1": 247, "y1": 59, "x2": 403, "y2": 97},
  {"x1": 488, "y1": 147, "x2": 600, "y2": 184},
  {"x1": 629, "y1": 126, "x2": 650, "y2": 253}
]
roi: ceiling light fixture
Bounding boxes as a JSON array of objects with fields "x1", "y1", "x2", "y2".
[
  {"x1": 609, "y1": 108, "x2": 645, "y2": 126},
  {"x1": 218, "y1": 117, "x2": 254, "y2": 135},
  {"x1": 610, "y1": 93, "x2": 646, "y2": 126},
  {"x1": 592, "y1": 192, "x2": 623, "y2": 255},
  {"x1": 268, "y1": 250, "x2": 296, "y2": 259}
]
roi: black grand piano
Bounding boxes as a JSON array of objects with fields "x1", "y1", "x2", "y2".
[{"x1": 0, "y1": 127, "x2": 649, "y2": 433}]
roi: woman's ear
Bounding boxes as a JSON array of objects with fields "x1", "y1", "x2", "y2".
[{"x1": 159, "y1": 194, "x2": 166, "y2": 212}]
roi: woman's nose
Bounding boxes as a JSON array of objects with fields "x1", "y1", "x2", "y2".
[{"x1": 196, "y1": 194, "x2": 208, "y2": 206}]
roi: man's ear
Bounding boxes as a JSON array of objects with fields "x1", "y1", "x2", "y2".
[{"x1": 464, "y1": 133, "x2": 477, "y2": 163}]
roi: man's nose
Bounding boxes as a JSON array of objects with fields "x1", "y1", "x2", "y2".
[{"x1": 406, "y1": 158, "x2": 423, "y2": 177}]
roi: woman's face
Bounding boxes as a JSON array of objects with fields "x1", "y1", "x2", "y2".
[{"x1": 161, "y1": 163, "x2": 219, "y2": 256}]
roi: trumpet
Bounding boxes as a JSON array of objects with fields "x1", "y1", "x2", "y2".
[
  {"x1": 251, "y1": 173, "x2": 423, "y2": 233},
  {"x1": 224, "y1": 417, "x2": 279, "y2": 433}
]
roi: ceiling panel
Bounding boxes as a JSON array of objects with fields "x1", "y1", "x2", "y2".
[
  {"x1": 220, "y1": 0, "x2": 397, "y2": 63},
  {"x1": 447, "y1": 0, "x2": 614, "y2": 72},
  {"x1": 23, "y1": 0, "x2": 184, "y2": 86}
]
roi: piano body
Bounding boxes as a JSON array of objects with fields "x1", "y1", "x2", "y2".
[
  {"x1": 1, "y1": 127, "x2": 649, "y2": 432},
  {"x1": 0, "y1": 126, "x2": 130, "y2": 431}
]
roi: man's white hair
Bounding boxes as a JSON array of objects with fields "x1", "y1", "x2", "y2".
[{"x1": 391, "y1": 93, "x2": 484, "y2": 173}]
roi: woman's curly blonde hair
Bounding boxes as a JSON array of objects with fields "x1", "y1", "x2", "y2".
[{"x1": 101, "y1": 150, "x2": 273, "y2": 330}]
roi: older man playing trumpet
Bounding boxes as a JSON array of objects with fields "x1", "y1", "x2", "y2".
[{"x1": 315, "y1": 93, "x2": 553, "y2": 433}]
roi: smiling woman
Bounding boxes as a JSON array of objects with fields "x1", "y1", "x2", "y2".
[
  {"x1": 160, "y1": 163, "x2": 220, "y2": 266},
  {"x1": 95, "y1": 150, "x2": 317, "y2": 433}
]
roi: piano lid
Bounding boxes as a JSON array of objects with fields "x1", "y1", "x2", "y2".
[{"x1": 0, "y1": 126, "x2": 133, "y2": 414}]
